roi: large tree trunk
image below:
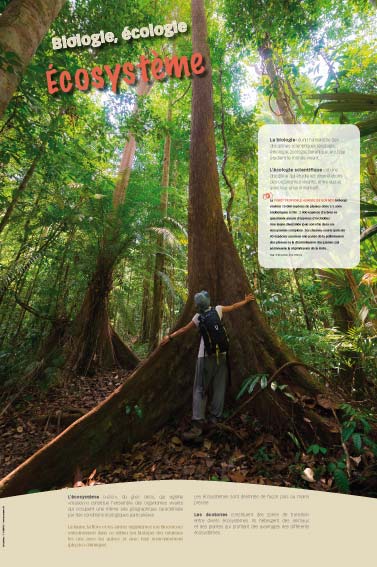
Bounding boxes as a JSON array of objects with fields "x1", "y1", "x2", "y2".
[
  {"x1": 63, "y1": 250, "x2": 139, "y2": 375},
  {"x1": 0, "y1": 0, "x2": 336, "y2": 498},
  {"x1": 0, "y1": 0, "x2": 67, "y2": 118}
]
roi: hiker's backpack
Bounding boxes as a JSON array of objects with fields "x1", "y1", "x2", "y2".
[{"x1": 198, "y1": 307, "x2": 229, "y2": 356}]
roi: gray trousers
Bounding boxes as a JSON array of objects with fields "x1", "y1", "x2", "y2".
[{"x1": 192, "y1": 353, "x2": 228, "y2": 421}]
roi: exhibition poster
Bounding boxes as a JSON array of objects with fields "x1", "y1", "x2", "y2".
[{"x1": 0, "y1": 0, "x2": 376, "y2": 565}]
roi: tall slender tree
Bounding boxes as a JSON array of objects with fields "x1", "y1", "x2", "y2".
[
  {"x1": 62, "y1": 80, "x2": 151, "y2": 375},
  {"x1": 149, "y1": 96, "x2": 173, "y2": 350},
  {"x1": 27, "y1": 81, "x2": 151, "y2": 378}
]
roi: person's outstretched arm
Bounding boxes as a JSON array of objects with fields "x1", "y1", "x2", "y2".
[
  {"x1": 161, "y1": 320, "x2": 196, "y2": 345},
  {"x1": 222, "y1": 293, "x2": 255, "y2": 313}
]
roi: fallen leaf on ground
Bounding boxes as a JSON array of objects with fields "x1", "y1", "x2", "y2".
[
  {"x1": 301, "y1": 467, "x2": 315, "y2": 483},
  {"x1": 228, "y1": 471, "x2": 247, "y2": 483}
]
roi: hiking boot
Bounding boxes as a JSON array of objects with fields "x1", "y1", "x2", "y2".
[
  {"x1": 208, "y1": 415, "x2": 221, "y2": 426},
  {"x1": 182, "y1": 421, "x2": 203, "y2": 441}
]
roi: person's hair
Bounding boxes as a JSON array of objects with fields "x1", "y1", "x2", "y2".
[{"x1": 194, "y1": 290, "x2": 211, "y2": 313}]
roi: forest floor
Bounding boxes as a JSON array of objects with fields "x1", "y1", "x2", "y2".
[
  {"x1": 90, "y1": 413, "x2": 377, "y2": 497},
  {"x1": 0, "y1": 370, "x2": 127, "y2": 479},
  {"x1": 1, "y1": 371, "x2": 376, "y2": 497}
]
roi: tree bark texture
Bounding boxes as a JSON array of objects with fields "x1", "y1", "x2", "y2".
[
  {"x1": 0, "y1": 0, "x2": 67, "y2": 118},
  {"x1": 149, "y1": 99, "x2": 172, "y2": 350},
  {"x1": 259, "y1": 40, "x2": 296, "y2": 124}
]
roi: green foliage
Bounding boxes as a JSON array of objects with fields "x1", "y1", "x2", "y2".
[
  {"x1": 325, "y1": 327, "x2": 377, "y2": 377},
  {"x1": 332, "y1": 465, "x2": 350, "y2": 494},
  {"x1": 236, "y1": 373, "x2": 268, "y2": 400},
  {"x1": 254, "y1": 445, "x2": 275, "y2": 463},
  {"x1": 307, "y1": 444, "x2": 327, "y2": 455},
  {"x1": 304, "y1": 404, "x2": 377, "y2": 493},
  {"x1": 311, "y1": 93, "x2": 377, "y2": 116},
  {"x1": 124, "y1": 403, "x2": 143, "y2": 419},
  {"x1": 134, "y1": 404, "x2": 143, "y2": 419},
  {"x1": 340, "y1": 403, "x2": 377, "y2": 456},
  {"x1": 287, "y1": 432, "x2": 301, "y2": 449},
  {"x1": 0, "y1": 49, "x2": 22, "y2": 75}
]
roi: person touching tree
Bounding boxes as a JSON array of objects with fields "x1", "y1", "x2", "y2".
[{"x1": 161, "y1": 291, "x2": 255, "y2": 440}]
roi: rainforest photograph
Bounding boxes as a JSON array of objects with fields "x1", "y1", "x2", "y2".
[{"x1": 0, "y1": 0, "x2": 377, "y2": 499}]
